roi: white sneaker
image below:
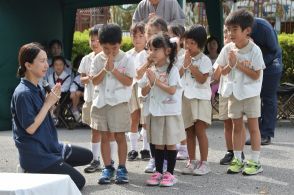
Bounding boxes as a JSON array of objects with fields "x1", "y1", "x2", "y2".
[
  {"x1": 177, "y1": 148, "x2": 189, "y2": 160},
  {"x1": 145, "y1": 158, "x2": 155, "y2": 173},
  {"x1": 182, "y1": 160, "x2": 199, "y2": 175},
  {"x1": 193, "y1": 161, "x2": 210, "y2": 175}
]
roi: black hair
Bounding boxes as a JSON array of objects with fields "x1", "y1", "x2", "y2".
[
  {"x1": 183, "y1": 24, "x2": 207, "y2": 50},
  {"x1": 130, "y1": 22, "x2": 145, "y2": 35},
  {"x1": 146, "y1": 16, "x2": 168, "y2": 32},
  {"x1": 204, "y1": 36, "x2": 221, "y2": 55},
  {"x1": 17, "y1": 42, "x2": 44, "y2": 77},
  {"x1": 49, "y1": 39, "x2": 62, "y2": 49},
  {"x1": 89, "y1": 24, "x2": 103, "y2": 37},
  {"x1": 168, "y1": 24, "x2": 185, "y2": 48},
  {"x1": 98, "y1": 23, "x2": 122, "y2": 44},
  {"x1": 225, "y1": 9, "x2": 254, "y2": 31},
  {"x1": 147, "y1": 33, "x2": 177, "y2": 74},
  {"x1": 51, "y1": 55, "x2": 67, "y2": 67}
]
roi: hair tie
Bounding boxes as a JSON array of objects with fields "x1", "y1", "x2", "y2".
[{"x1": 169, "y1": 37, "x2": 179, "y2": 43}]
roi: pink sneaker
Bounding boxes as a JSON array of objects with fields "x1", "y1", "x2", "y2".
[
  {"x1": 159, "y1": 172, "x2": 177, "y2": 187},
  {"x1": 146, "y1": 172, "x2": 162, "y2": 186}
]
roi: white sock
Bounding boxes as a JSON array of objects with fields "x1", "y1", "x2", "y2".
[
  {"x1": 128, "y1": 132, "x2": 138, "y2": 151},
  {"x1": 180, "y1": 144, "x2": 187, "y2": 151},
  {"x1": 110, "y1": 141, "x2": 117, "y2": 161},
  {"x1": 251, "y1": 150, "x2": 260, "y2": 162},
  {"x1": 91, "y1": 142, "x2": 100, "y2": 161},
  {"x1": 141, "y1": 128, "x2": 150, "y2": 151},
  {"x1": 234, "y1": 151, "x2": 242, "y2": 162}
]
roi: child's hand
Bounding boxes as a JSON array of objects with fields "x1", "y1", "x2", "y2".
[
  {"x1": 147, "y1": 54, "x2": 153, "y2": 67},
  {"x1": 183, "y1": 50, "x2": 192, "y2": 68},
  {"x1": 106, "y1": 53, "x2": 114, "y2": 71},
  {"x1": 146, "y1": 69, "x2": 156, "y2": 84},
  {"x1": 228, "y1": 50, "x2": 237, "y2": 67}
]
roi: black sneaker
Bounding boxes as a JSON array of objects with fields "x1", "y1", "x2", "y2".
[
  {"x1": 140, "y1": 150, "x2": 151, "y2": 161},
  {"x1": 84, "y1": 160, "x2": 102, "y2": 173},
  {"x1": 220, "y1": 152, "x2": 234, "y2": 165},
  {"x1": 127, "y1": 150, "x2": 139, "y2": 161}
]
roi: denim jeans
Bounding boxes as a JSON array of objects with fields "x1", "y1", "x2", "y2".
[{"x1": 259, "y1": 59, "x2": 283, "y2": 138}]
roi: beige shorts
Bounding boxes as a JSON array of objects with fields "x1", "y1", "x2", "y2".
[
  {"x1": 228, "y1": 95, "x2": 261, "y2": 119},
  {"x1": 82, "y1": 101, "x2": 92, "y2": 126},
  {"x1": 182, "y1": 96, "x2": 212, "y2": 128},
  {"x1": 90, "y1": 103, "x2": 131, "y2": 132},
  {"x1": 218, "y1": 95, "x2": 229, "y2": 120},
  {"x1": 129, "y1": 84, "x2": 141, "y2": 113},
  {"x1": 145, "y1": 114, "x2": 186, "y2": 145}
]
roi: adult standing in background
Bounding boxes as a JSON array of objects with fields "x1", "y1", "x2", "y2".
[
  {"x1": 246, "y1": 17, "x2": 283, "y2": 145},
  {"x1": 132, "y1": 0, "x2": 185, "y2": 26}
]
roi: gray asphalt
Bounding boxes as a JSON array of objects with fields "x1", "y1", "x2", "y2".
[{"x1": 1, "y1": 121, "x2": 293, "y2": 195}]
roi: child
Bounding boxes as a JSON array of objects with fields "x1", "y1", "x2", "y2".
[
  {"x1": 126, "y1": 22, "x2": 150, "y2": 161},
  {"x1": 46, "y1": 39, "x2": 72, "y2": 79},
  {"x1": 168, "y1": 23, "x2": 188, "y2": 160},
  {"x1": 90, "y1": 24, "x2": 136, "y2": 184},
  {"x1": 136, "y1": 16, "x2": 169, "y2": 173},
  {"x1": 213, "y1": 26, "x2": 246, "y2": 165},
  {"x1": 139, "y1": 33, "x2": 185, "y2": 187},
  {"x1": 47, "y1": 55, "x2": 72, "y2": 96},
  {"x1": 78, "y1": 26, "x2": 103, "y2": 173},
  {"x1": 70, "y1": 73, "x2": 84, "y2": 121},
  {"x1": 178, "y1": 25, "x2": 212, "y2": 176},
  {"x1": 216, "y1": 9, "x2": 265, "y2": 175}
]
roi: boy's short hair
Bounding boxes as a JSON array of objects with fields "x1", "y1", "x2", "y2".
[
  {"x1": 89, "y1": 24, "x2": 103, "y2": 37},
  {"x1": 98, "y1": 23, "x2": 122, "y2": 44},
  {"x1": 225, "y1": 9, "x2": 254, "y2": 30},
  {"x1": 183, "y1": 24, "x2": 207, "y2": 49},
  {"x1": 130, "y1": 22, "x2": 145, "y2": 35}
]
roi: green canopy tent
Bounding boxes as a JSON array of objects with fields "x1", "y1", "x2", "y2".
[{"x1": 0, "y1": 0, "x2": 223, "y2": 130}]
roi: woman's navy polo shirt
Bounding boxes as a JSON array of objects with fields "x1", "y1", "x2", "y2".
[{"x1": 11, "y1": 78, "x2": 63, "y2": 172}]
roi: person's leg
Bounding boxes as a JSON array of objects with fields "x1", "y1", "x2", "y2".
[
  {"x1": 100, "y1": 131, "x2": 111, "y2": 166},
  {"x1": 114, "y1": 132, "x2": 127, "y2": 166},
  {"x1": 260, "y1": 69, "x2": 282, "y2": 140},
  {"x1": 154, "y1": 145, "x2": 165, "y2": 174},
  {"x1": 65, "y1": 145, "x2": 92, "y2": 167},
  {"x1": 243, "y1": 118, "x2": 263, "y2": 175},
  {"x1": 108, "y1": 132, "x2": 117, "y2": 164},
  {"x1": 224, "y1": 119, "x2": 233, "y2": 152},
  {"x1": 195, "y1": 121, "x2": 208, "y2": 161},
  {"x1": 165, "y1": 145, "x2": 177, "y2": 174},
  {"x1": 40, "y1": 160, "x2": 86, "y2": 190},
  {"x1": 84, "y1": 129, "x2": 101, "y2": 173},
  {"x1": 128, "y1": 109, "x2": 140, "y2": 160},
  {"x1": 186, "y1": 126, "x2": 196, "y2": 160}
]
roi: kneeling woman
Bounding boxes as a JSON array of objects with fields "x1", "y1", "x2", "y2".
[{"x1": 11, "y1": 43, "x2": 92, "y2": 190}]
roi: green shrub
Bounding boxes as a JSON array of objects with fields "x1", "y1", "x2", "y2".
[
  {"x1": 278, "y1": 33, "x2": 294, "y2": 83},
  {"x1": 72, "y1": 30, "x2": 133, "y2": 62}
]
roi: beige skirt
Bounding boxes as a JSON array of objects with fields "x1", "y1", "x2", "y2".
[
  {"x1": 82, "y1": 101, "x2": 92, "y2": 126},
  {"x1": 90, "y1": 102, "x2": 131, "y2": 132},
  {"x1": 145, "y1": 114, "x2": 186, "y2": 145},
  {"x1": 182, "y1": 96, "x2": 212, "y2": 128}
]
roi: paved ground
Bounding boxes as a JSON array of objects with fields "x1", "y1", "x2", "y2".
[{"x1": 1, "y1": 121, "x2": 293, "y2": 195}]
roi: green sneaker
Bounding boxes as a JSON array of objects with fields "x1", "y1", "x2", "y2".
[
  {"x1": 227, "y1": 157, "x2": 244, "y2": 174},
  {"x1": 242, "y1": 160, "x2": 263, "y2": 175}
]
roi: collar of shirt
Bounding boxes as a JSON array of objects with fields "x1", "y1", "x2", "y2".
[
  {"x1": 54, "y1": 71, "x2": 68, "y2": 80},
  {"x1": 21, "y1": 78, "x2": 40, "y2": 93},
  {"x1": 191, "y1": 52, "x2": 204, "y2": 62},
  {"x1": 232, "y1": 40, "x2": 254, "y2": 54},
  {"x1": 100, "y1": 50, "x2": 125, "y2": 62}
]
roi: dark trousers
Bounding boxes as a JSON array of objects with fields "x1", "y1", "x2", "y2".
[
  {"x1": 39, "y1": 145, "x2": 92, "y2": 190},
  {"x1": 259, "y1": 59, "x2": 282, "y2": 138}
]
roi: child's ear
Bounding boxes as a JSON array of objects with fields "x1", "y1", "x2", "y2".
[
  {"x1": 165, "y1": 48, "x2": 171, "y2": 55},
  {"x1": 246, "y1": 27, "x2": 252, "y2": 36}
]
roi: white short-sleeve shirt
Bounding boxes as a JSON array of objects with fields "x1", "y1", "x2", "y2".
[
  {"x1": 78, "y1": 52, "x2": 97, "y2": 102},
  {"x1": 70, "y1": 74, "x2": 84, "y2": 92},
  {"x1": 215, "y1": 40, "x2": 265, "y2": 100},
  {"x1": 138, "y1": 64, "x2": 183, "y2": 116},
  {"x1": 177, "y1": 52, "x2": 213, "y2": 100},
  {"x1": 47, "y1": 71, "x2": 72, "y2": 93},
  {"x1": 90, "y1": 50, "x2": 136, "y2": 108}
]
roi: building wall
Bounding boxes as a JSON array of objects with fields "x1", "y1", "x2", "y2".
[{"x1": 0, "y1": 0, "x2": 63, "y2": 130}]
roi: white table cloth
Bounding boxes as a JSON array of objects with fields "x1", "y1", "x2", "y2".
[{"x1": 0, "y1": 173, "x2": 81, "y2": 195}]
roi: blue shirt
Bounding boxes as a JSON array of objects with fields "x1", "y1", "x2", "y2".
[
  {"x1": 11, "y1": 78, "x2": 63, "y2": 172},
  {"x1": 251, "y1": 17, "x2": 282, "y2": 67}
]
